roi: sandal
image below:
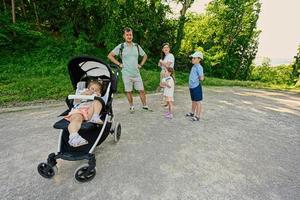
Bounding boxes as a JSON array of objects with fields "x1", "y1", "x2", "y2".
[
  {"x1": 142, "y1": 106, "x2": 153, "y2": 112},
  {"x1": 185, "y1": 112, "x2": 194, "y2": 117},
  {"x1": 190, "y1": 116, "x2": 200, "y2": 121}
]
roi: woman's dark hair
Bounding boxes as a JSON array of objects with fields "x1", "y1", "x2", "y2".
[{"x1": 161, "y1": 42, "x2": 170, "y2": 60}]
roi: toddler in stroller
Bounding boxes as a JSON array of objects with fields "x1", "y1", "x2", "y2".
[
  {"x1": 65, "y1": 79, "x2": 104, "y2": 147},
  {"x1": 37, "y1": 56, "x2": 121, "y2": 182}
]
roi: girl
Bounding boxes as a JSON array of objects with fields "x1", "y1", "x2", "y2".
[
  {"x1": 65, "y1": 80, "x2": 104, "y2": 147},
  {"x1": 160, "y1": 67, "x2": 175, "y2": 119}
]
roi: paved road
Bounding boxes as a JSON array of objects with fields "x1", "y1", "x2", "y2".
[{"x1": 1, "y1": 87, "x2": 299, "y2": 200}]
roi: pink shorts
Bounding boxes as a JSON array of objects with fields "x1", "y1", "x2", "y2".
[{"x1": 64, "y1": 107, "x2": 90, "y2": 121}]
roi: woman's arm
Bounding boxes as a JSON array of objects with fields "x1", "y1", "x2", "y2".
[{"x1": 160, "y1": 60, "x2": 172, "y2": 68}]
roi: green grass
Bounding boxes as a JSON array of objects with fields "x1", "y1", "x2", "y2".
[{"x1": 1, "y1": 53, "x2": 299, "y2": 106}]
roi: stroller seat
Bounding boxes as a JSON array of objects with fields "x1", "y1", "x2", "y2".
[{"x1": 53, "y1": 118, "x2": 101, "y2": 131}]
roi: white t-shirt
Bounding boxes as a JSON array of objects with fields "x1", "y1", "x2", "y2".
[
  {"x1": 159, "y1": 53, "x2": 175, "y2": 71},
  {"x1": 162, "y1": 76, "x2": 174, "y2": 97}
]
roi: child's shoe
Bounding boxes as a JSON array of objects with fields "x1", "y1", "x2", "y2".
[
  {"x1": 190, "y1": 116, "x2": 200, "y2": 121},
  {"x1": 165, "y1": 113, "x2": 173, "y2": 119},
  {"x1": 69, "y1": 133, "x2": 88, "y2": 147},
  {"x1": 142, "y1": 105, "x2": 153, "y2": 112},
  {"x1": 164, "y1": 112, "x2": 170, "y2": 117},
  {"x1": 89, "y1": 115, "x2": 103, "y2": 124},
  {"x1": 130, "y1": 106, "x2": 135, "y2": 114},
  {"x1": 185, "y1": 112, "x2": 194, "y2": 117}
]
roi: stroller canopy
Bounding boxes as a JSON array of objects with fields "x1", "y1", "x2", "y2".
[{"x1": 68, "y1": 56, "x2": 113, "y2": 89}]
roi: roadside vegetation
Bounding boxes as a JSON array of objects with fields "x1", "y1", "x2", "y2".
[{"x1": 1, "y1": 0, "x2": 299, "y2": 106}]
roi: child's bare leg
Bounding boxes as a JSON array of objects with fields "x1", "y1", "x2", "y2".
[
  {"x1": 68, "y1": 113, "x2": 83, "y2": 134},
  {"x1": 92, "y1": 100, "x2": 102, "y2": 115},
  {"x1": 165, "y1": 101, "x2": 173, "y2": 119},
  {"x1": 192, "y1": 101, "x2": 197, "y2": 114},
  {"x1": 89, "y1": 101, "x2": 103, "y2": 124},
  {"x1": 68, "y1": 113, "x2": 88, "y2": 147},
  {"x1": 196, "y1": 101, "x2": 202, "y2": 118},
  {"x1": 168, "y1": 101, "x2": 173, "y2": 114}
]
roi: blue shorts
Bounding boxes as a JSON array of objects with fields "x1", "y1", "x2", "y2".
[{"x1": 189, "y1": 84, "x2": 203, "y2": 101}]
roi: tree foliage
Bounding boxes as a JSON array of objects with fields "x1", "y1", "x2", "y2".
[
  {"x1": 0, "y1": 0, "x2": 280, "y2": 83},
  {"x1": 293, "y1": 44, "x2": 300, "y2": 86},
  {"x1": 181, "y1": 0, "x2": 261, "y2": 80},
  {"x1": 0, "y1": 0, "x2": 176, "y2": 56}
]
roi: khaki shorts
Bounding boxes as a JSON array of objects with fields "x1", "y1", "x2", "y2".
[{"x1": 122, "y1": 75, "x2": 144, "y2": 92}]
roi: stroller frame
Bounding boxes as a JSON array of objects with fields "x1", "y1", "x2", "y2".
[{"x1": 37, "y1": 56, "x2": 121, "y2": 183}]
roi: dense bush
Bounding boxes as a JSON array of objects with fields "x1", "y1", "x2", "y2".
[{"x1": 249, "y1": 65, "x2": 294, "y2": 84}]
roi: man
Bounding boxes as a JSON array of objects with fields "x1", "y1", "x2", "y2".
[{"x1": 107, "y1": 27, "x2": 152, "y2": 113}]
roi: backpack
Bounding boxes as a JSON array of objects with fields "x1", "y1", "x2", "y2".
[{"x1": 119, "y1": 42, "x2": 140, "y2": 59}]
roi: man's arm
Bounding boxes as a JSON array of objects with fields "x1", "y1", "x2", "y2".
[
  {"x1": 107, "y1": 52, "x2": 122, "y2": 67},
  {"x1": 138, "y1": 54, "x2": 148, "y2": 68}
]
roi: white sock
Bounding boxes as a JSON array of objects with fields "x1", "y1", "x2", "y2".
[
  {"x1": 92, "y1": 114, "x2": 99, "y2": 119},
  {"x1": 69, "y1": 132, "x2": 79, "y2": 139}
]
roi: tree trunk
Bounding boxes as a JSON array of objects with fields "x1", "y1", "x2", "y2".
[
  {"x1": 3, "y1": 0, "x2": 7, "y2": 12},
  {"x1": 32, "y1": 0, "x2": 40, "y2": 29},
  {"x1": 20, "y1": 0, "x2": 26, "y2": 18},
  {"x1": 173, "y1": 0, "x2": 194, "y2": 55},
  {"x1": 11, "y1": 0, "x2": 16, "y2": 36},
  {"x1": 173, "y1": 15, "x2": 186, "y2": 54}
]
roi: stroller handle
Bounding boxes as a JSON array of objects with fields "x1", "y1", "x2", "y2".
[{"x1": 109, "y1": 64, "x2": 119, "y2": 69}]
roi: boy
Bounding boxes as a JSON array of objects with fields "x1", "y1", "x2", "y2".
[{"x1": 185, "y1": 51, "x2": 204, "y2": 121}]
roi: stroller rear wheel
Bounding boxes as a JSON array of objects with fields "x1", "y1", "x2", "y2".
[
  {"x1": 37, "y1": 162, "x2": 58, "y2": 178},
  {"x1": 74, "y1": 164, "x2": 96, "y2": 183},
  {"x1": 113, "y1": 122, "x2": 121, "y2": 142}
]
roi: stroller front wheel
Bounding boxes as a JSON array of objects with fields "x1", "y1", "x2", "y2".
[
  {"x1": 74, "y1": 164, "x2": 96, "y2": 183},
  {"x1": 37, "y1": 162, "x2": 58, "y2": 179}
]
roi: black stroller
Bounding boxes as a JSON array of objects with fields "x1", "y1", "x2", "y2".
[{"x1": 37, "y1": 56, "x2": 121, "y2": 182}]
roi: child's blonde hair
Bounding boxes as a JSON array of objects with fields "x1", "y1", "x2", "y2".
[
  {"x1": 87, "y1": 79, "x2": 103, "y2": 92},
  {"x1": 166, "y1": 67, "x2": 175, "y2": 83}
]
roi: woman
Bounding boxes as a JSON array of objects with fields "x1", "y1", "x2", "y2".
[{"x1": 158, "y1": 43, "x2": 175, "y2": 91}]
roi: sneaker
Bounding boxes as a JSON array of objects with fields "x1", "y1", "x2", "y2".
[
  {"x1": 185, "y1": 112, "x2": 194, "y2": 117},
  {"x1": 142, "y1": 106, "x2": 153, "y2": 112},
  {"x1": 130, "y1": 106, "x2": 135, "y2": 113},
  {"x1": 164, "y1": 112, "x2": 170, "y2": 117},
  {"x1": 190, "y1": 116, "x2": 200, "y2": 121},
  {"x1": 89, "y1": 115, "x2": 103, "y2": 124},
  {"x1": 69, "y1": 134, "x2": 88, "y2": 147},
  {"x1": 165, "y1": 113, "x2": 173, "y2": 119}
]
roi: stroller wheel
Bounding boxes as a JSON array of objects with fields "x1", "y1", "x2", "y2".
[
  {"x1": 37, "y1": 162, "x2": 58, "y2": 179},
  {"x1": 114, "y1": 122, "x2": 121, "y2": 142},
  {"x1": 74, "y1": 164, "x2": 96, "y2": 183}
]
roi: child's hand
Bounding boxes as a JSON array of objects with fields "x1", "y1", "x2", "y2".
[
  {"x1": 94, "y1": 91, "x2": 101, "y2": 96},
  {"x1": 81, "y1": 89, "x2": 93, "y2": 95},
  {"x1": 159, "y1": 59, "x2": 164, "y2": 66}
]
